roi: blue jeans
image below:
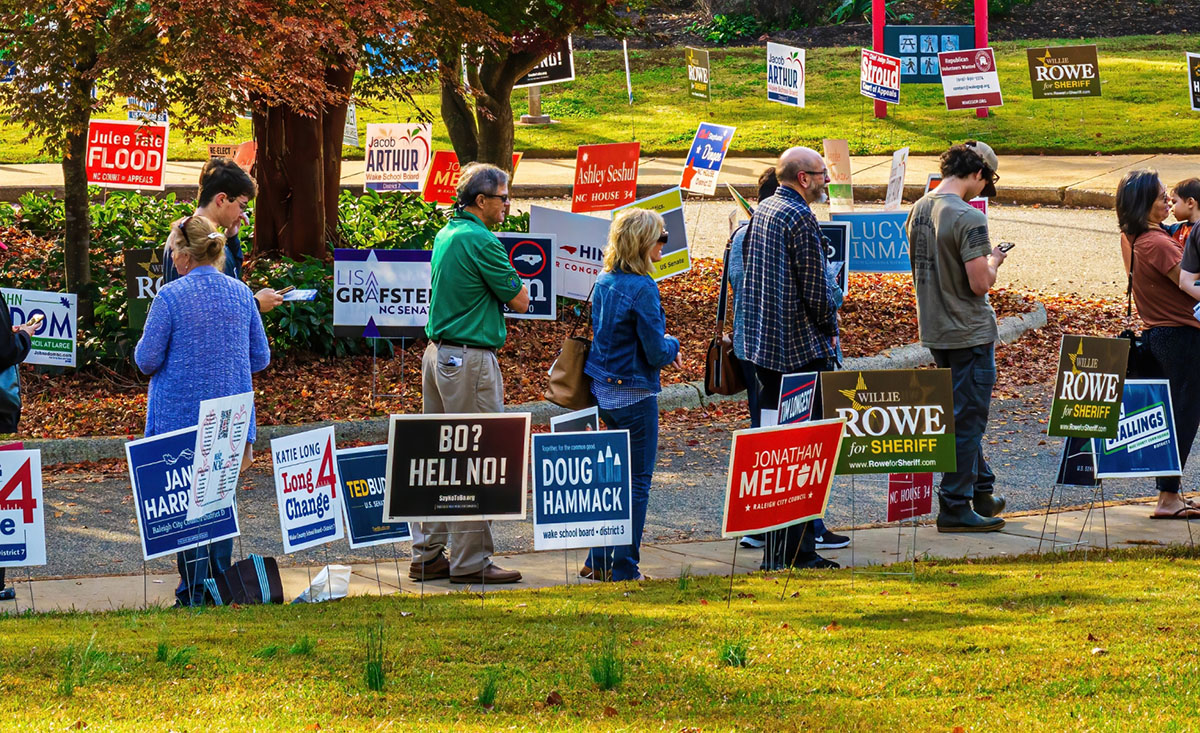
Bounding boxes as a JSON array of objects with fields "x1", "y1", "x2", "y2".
[
  {"x1": 588, "y1": 396, "x2": 658, "y2": 581},
  {"x1": 930, "y1": 344, "x2": 996, "y2": 509},
  {"x1": 175, "y1": 538, "x2": 234, "y2": 606}
]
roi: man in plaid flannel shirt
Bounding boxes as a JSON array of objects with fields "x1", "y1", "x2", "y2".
[{"x1": 741, "y1": 146, "x2": 840, "y2": 570}]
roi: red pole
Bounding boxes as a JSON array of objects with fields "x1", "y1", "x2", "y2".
[
  {"x1": 975, "y1": 0, "x2": 989, "y2": 119},
  {"x1": 873, "y1": 0, "x2": 886, "y2": 119}
]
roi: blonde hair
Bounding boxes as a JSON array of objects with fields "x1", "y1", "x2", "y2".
[
  {"x1": 177, "y1": 215, "x2": 227, "y2": 270},
  {"x1": 603, "y1": 208, "x2": 664, "y2": 276}
]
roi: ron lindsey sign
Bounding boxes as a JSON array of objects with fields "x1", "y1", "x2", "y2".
[
  {"x1": 1027, "y1": 45, "x2": 1101, "y2": 99},
  {"x1": 1048, "y1": 335, "x2": 1129, "y2": 439},
  {"x1": 820, "y1": 369, "x2": 956, "y2": 475}
]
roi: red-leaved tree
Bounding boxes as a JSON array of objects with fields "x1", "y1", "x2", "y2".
[
  {"x1": 439, "y1": 1, "x2": 629, "y2": 173},
  {"x1": 155, "y1": 0, "x2": 498, "y2": 260}
]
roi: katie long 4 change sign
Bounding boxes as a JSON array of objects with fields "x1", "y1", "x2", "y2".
[
  {"x1": 1048, "y1": 335, "x2": 1129, "y2": 439},
  {"x1": 820, "y1": 369, "x2": 956, "y2": 475},
  {"x1": 0, "y1": 449, "x2": 45, "y2": 568},
  {"x1": 271, "y1": 427, "x2": 345, "y2": 554},
  {"x1": 533, "y1": 430, "x2": 632, "y2": 551}
]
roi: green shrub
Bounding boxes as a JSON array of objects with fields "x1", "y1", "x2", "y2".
[
  {"x1": 685, "y1": 14, "x2": 762, "y2": 44},
  {"x1": 4, "y1": 188, "x2": 532, "y2": 370}
]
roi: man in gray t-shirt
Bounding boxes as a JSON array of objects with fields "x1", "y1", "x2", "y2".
[{"x1": 906, "y1": 141, "x2": 1010, "y2": 533}]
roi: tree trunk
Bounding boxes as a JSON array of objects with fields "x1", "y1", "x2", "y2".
[
  {"x1": 61, "y1": 78, "x2": 94, "y2": 328},
  {"x1": 252, "y1": 64, "x2": 354, "y2": 261},
  {"x1": 440, "y1": 54, "x2": 479, "y2": 165},
  {"x1": 321, "y1": 64, "x2": 355, "y2": 251}
]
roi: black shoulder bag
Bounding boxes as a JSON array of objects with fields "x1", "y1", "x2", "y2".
[{"x1": 1120, "y1": 239, "x2": 1161, "y2": 379}]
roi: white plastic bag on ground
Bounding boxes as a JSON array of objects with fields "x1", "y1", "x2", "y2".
[{"x1": 292, "y1": 564, "x2": 352, "y2": 603}]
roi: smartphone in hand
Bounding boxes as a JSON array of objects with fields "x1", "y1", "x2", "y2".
[
  {"x1": 998, "y1": 242, "x2": 1016, "y2": 253},
  {"x1": 26, "y1": 313, "x2": 44, "y2": 328}
]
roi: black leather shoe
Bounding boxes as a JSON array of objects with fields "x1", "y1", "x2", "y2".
[
  {"x1": 973, "y1": 493, "x2": 1007, "y2": 518},
  {"x1": 937, "y1": 498, "x2": 1005, "y2": 533},
  {"x1": 790, "y1": 553, "x2": 840, "y2": 569},
  {"x1": 408, "y1": 554, "x2": 450, "y2": 581},
  {"x1": 450, "y1": 564, "x2": 522, "y2": 584}
]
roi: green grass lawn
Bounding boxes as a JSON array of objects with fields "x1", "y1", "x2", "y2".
[
  {"x1": 2, "y1": 34, "x2": 1199, "y2": 163},
  {"x1": 3, "y1": 549, "x2": 1200, "y2": 729}
]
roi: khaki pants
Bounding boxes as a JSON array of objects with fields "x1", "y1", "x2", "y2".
[{"x1": 411, "y1": 342, "x2": 504, "y2": 574}]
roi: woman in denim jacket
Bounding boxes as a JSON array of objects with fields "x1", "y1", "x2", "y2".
[{"x1": 580, "y1": 208, "x2": 681, "y2": 581}]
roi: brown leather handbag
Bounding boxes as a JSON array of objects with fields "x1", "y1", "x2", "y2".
[
  {"x1": 545, "y1": 286, "x2": 598, "y2": 410},
  {"x1": 704, "y1": 241, "x2": 747, "y2": 396}
]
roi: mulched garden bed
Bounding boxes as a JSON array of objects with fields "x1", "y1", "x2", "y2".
[
  {"x1": 16, "y1": 259, "x2": 1038, "y2": 439},
  {"x1": 582, "y1": 0, "x2": 1195, "y2": 51}
]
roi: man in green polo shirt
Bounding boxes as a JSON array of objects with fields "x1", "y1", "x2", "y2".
[{"x1": 409, "y1": 162, "x2": 530, "y2": 585}]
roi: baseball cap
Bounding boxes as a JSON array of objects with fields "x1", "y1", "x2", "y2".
[{"x1": 965, "y1": 140, "x2": 999, "y2": 198}]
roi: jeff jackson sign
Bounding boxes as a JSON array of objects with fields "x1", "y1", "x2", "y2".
[
  {"x1": 820, "y1": 369, "x2": 956, "y2": 475},
  {"x1": 1026, "y1": 45, "x2": 1101, "y2": 99},
  {"x1": 1048, "y1": 335, "x2": 1128, "y2": 438}
]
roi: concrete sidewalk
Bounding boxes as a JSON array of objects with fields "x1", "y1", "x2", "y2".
[
  {"x1": 4, "y1": 154, "x2": 1198, "y2": 207},
  {"x1": 1, "y1": 500, "x2": 1187, "y2": 614}
]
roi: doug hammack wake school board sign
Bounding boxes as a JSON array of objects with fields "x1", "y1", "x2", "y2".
[
  {"x1": 532, "y1": 430, "x2": 632, "y2": 551},
  {"x1": 383, "y1": 413, "x2": 530, "y2": 522}
]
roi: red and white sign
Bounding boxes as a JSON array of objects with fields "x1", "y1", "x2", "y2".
[
  {"x1": 938, "y1": 48, "x2": 1003, "y2": 111},
  {"x1": 0, "y1": 449, "x2": 45, "y2": 568},
  {"x1": 924, "y1": 173, "x2": 988, "y2": 214},
  {"x1": 85, "y1": 119, "x2": 168, "y2": 191},
  {"x1": 721, "y1": 419, "x2": 845, "y2": 537},
  {"x1": 423, "y1": 151, "x2": 523, "y2": 205},
  {"x1": 572, "y1": 142, "x2": 640, "y2": 213},
  {"x1": 886, "y1": 473, "x2": 934, "y2": 522},
  {"x1": 859, "y1": 49, "x2": 901, "y2": 105}
]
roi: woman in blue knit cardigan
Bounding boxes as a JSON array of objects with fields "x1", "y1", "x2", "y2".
[{"x1": 135, "y1": 215, "x2": 270, "y2": 606}]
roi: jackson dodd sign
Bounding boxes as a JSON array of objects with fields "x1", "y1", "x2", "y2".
[
  {"x1": 1026, "y1": 45, "x2": 1101, "y2": 99},
  {"x1": 820, "y1": 369, "x2": 956, "y2": 475},
  {"x1": 1048, "y1": 335, "x2": 1129, "y2": 439}
]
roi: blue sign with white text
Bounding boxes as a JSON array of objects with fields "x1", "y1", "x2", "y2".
[
  {"x1": 831, "y1": 211, "x2": 911, "y2": 273},
  {"x1": 1093, "y1": 380, "x2": 1182, "y2": 479},
  {"x1": 778, "y1": 372, "x2": 819, "y2": 424},
  {"x1": 336, "y1": 445, "x2": 411, "y2": 549},
  {"x1": 532, "y1": 431, "x2": 632, "y2": 551},
  {"x1": 126, "y1": 426, "x2": 240, "y2": 561}
]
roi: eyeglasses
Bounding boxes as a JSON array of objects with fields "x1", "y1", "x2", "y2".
[
  {"x1": 801, "y1": 169, "x2": 830, "y2": 178},
  {"x1": 658, "y1": 230, "x2": 669, "y2": 244},
  {"x1": 982, "y1": 167, "x2": 1000, "y2": 184},
  {"x1": 480, "y1": 193, "x2": 511, "y2": 203},
  {"x1": 177, "y1": 215, "x2": 193, "y2": 234},
  {"x1": 234, "y1": 198, "x2": 250, "y2": 212}
]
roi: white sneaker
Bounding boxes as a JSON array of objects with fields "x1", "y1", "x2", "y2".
[{"x1": 738, "y1": 535, "x2": 766, "y2": 549}]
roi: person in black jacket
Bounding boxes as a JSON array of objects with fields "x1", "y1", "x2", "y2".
[{"x1": 0, "y1": 300, "x2": 35, "y2": 601}]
